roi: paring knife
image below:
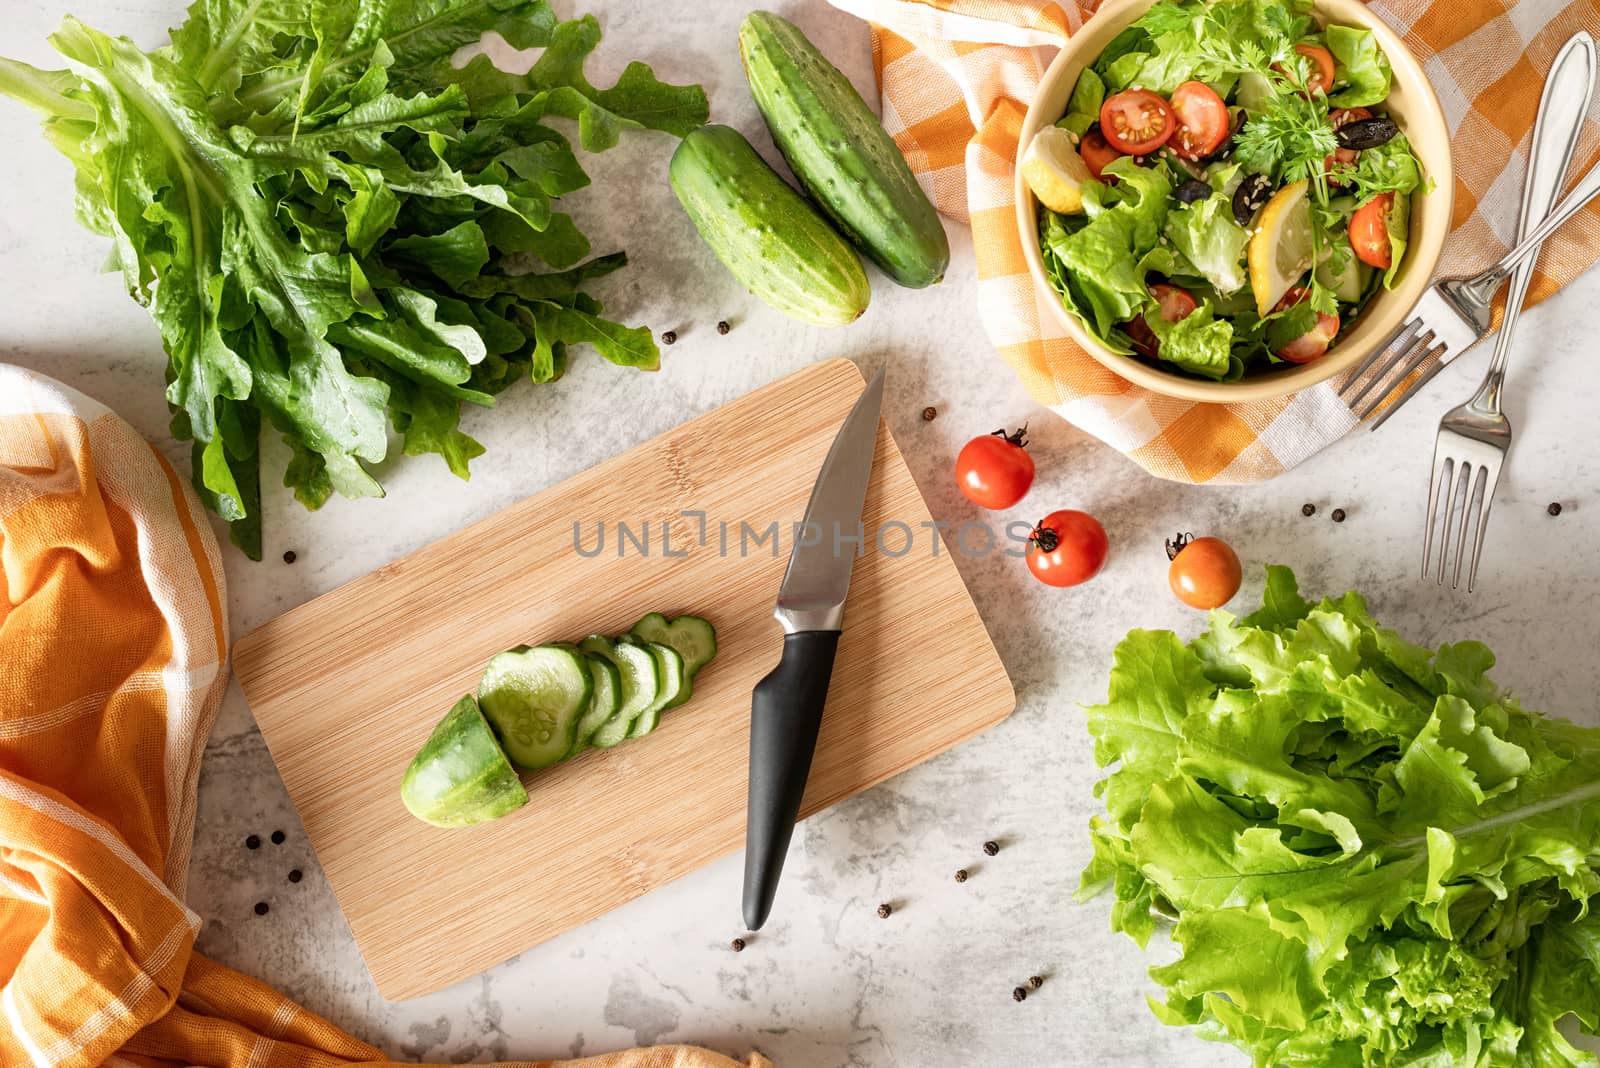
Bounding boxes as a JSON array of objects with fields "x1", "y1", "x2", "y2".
[{"x1": 742, "y1": 367, "x2": 886, "y2": 931}]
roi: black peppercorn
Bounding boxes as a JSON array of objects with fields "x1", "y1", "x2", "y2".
[
  {"x1": 254, "y1": 902, "x2": 269, "y2": 916},
  {"x1": 1331, "y1": 508, "x2": 1347, "y2": 523},
  {"x1": 730, "y1": 937, "x2": 746, "y2": 952},
  {"x1": 876, "y1": 903, "x2": 892, "y2": 919},
  {"x1": 1301, "y1": 503, "x2": 1316, "y2": 517},
  {"x1": 270, "y1": 830, "x2": 285, "y2": 845},
  {"x1": 954, "y1": 868, "x2": 968, "y2": 883},
  {"x1": 922, "y1": 406, "x2": 937, "y2": 422},
  {"x1": 288, "y1": 869, "x2": 303, "y2": 883},
  {"x1": 717, "y1": 320, "x2": 731, "y2": 335},
  {"x1": 1029, "y1": 975, "x2": 1044, "y2": 989},
  {"x1": 983, "y1": 840, "x2": 999, "y2": 856},
  {"x1": 282, "y1": 550, "x2": 297, "y2": 564},
  {"x1": 660, "y1": 330, "x2": 677, "y2": 345},
  {"x1": 1548, "y1": 502, "x2": 1563, "y2": 517},
  {"x1": 245, "y1": 834, "x2": 260, "y2": 849},
  {"x1": 1012, "y1": 986, "x2": 1027, "y2": 1002}
]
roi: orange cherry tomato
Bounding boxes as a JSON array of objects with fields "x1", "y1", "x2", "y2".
[
  {"x1": 1099, "y1": 89, "x2": 1176, "y2": 155},
  {"x1": 1350, "y1": 192, "x2": 1395, "y2": 270},
  {"x1": 1079, "y1": 128, "x2": 1124, "y2": 180},
  {"x1": 955, "y1": 427, "x2": 1035, "y2": 510},
  {"x1": 1276, "y1": 44, "x2": 1336, "y2": 94},
  {"x1": 1271, "y1": 286, "x2": 1341, "y2": 364},
  {"x1": 1026, "y1": 510, "x2": 1109, "y2": 588},
  {"x1": 1170, "y1": 81, "x2": 1230, "y2": 160},
  {"x1": 1167, "y1": 534, "x2": 1242, "y2": 610},
  {"x1": 1126, "y1": 283, "x2": 1198, "y2": 358}
]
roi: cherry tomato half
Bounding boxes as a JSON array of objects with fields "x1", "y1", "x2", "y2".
[
  {"x1": 1350, "y1": 192, "x2": 1395, "y2": 270},
  {"x1": 1099, "y1": 90, "x2": 1176, "y2": 155},
  {"x1": 1324, "y1": 106, "x2": 1372, "y2": 181},
  {"x1": 1271, "y1": 286, "x2": 1341, "y2": 364},
  {"x1": 1079, "y1": 128, "x2": 1124, "y2": 180},
  {"x1": 1167, "y1": 534, "x2": 1242, "y2": 610},
  {"x1": 1170, "y1": 81, "x2": 1230, "y2": 160},
  {"x1": 955, "y1": 427, "x2": 1035, "y2": 510},
  {"x1": 1026, "y1": 510, "x2": 1108, "y2": 588},
  {"x1": 1278, "y1": 43, "x2": 1336, "y2": 95},
  {"x1": 1126, "y1": 284, "x2": 1199, "y2": 358}
]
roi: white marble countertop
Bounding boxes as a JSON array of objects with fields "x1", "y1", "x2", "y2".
[{"x1": 4, "y1": 1, "x2": 1600, "y2": 1065}]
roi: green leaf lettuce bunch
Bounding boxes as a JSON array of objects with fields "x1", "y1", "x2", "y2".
[
  {"x1": 1081, "y1": 567, "x2": 1600, "y2": 1065},
  {"x1": 0, "y1": 0, "x2": 707, "y2": 557}
]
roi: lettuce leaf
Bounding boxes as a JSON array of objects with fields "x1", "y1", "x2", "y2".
[
  {"x1": 1081, "y1": 566, "x2": 1600, "y2": 1065},
  {"x1": 1326, "y1": 24, "x2": 1392, "y2": 108},
  {"x1": 0, "y1": 0, "x2": 706, "y2": 557}
]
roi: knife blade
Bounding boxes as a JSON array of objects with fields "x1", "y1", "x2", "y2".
[{"x1": 742, "y1": 367, "x2": 885, "y2": 930}]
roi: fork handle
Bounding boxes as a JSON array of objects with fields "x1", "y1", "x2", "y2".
[
  {"x1": 1470, "y1": 31, "x2": 1596, "y2": 413},
  {"x1": 1482, "y1": 135, "x2": 1600, "y2": 286}
]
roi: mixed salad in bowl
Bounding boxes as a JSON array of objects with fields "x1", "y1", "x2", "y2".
[{"x1": 1022, "y1": 0, "x2": 1429, "y2": 381}]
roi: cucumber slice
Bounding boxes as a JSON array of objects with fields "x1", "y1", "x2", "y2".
[
  {"x1": 579, "y1": 635, "x2": 659, "y2": 748},
  {"x1": 573, "y1": 653, "x2": 622, "y2": 752},
  {"x1": 628, "y1": 642, "x2": 685, "y2": 739},
  {"x1": 401, "y1": 695, "x2": 528, "y2": 827},
  {"x1": 478, "y1": 645, "x2": 593, "y2": 769},
  {"x1": 628, "y1": 614, "x2": 718, "y2": 677}
]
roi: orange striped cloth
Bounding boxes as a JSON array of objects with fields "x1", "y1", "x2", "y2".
[
  {"x1": 830, "y1": 0, "x2": 1600, "y2": 482},
  {"x1": 0, "y1": 365, "x2": 767, "y2": 1068}
]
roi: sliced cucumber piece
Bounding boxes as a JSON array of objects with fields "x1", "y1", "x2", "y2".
[
  {"x1": 401, "y1": 695, "x2": 528, "y2": 827},
  {"x1": 628, "y1": 641, "x2": 685, "y2": 739},
  {"x1": 580, "y1": 635, "x2": 659, "y2": 748},
  {"x1": 478, "y1": 645, "x2": 593, "y2": 769},
  {"x1": 628, "y1": 614, "x2": 718, "y2": 677},
  {"x1": 573, "y1": 653, "x2": 622, "y2": 752}
]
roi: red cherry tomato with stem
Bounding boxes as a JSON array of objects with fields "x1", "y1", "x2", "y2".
[
  {"x1": 1350, "y1": 192, "x2": 1395, "y2": 269},
  {"x1": 1167, "y1": 533, "x2": 1242, "y2": 609},
  {"x1": 955, "y1": 426, "x2": 1035, "y2": 510},
  {"x1": 1271, "y1": 286, "x2": 1341, "y2": 364},
  {"x1": 1079, "y1": 128, "x2": 1124, "y2": 180},
  {"x1": 1026, "y1": 510, "x2": 1108, "y2": 587},
  {"x1": 1099, "y1": 90, "x2": 1176, "y2": 155},
  {"x1": 1170, "y1": 81, "x2": 1230, "y2": 160}
]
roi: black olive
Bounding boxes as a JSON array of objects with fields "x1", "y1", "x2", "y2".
[
  {"x1": 1232, "y1": 173, "x2": 1273, "y2": 225},
  {"x1": 1174, "y1": 179, "x2": 1212, "y2": 204},
  {"x1": 1334, "y1": 117, "x2": 1399, "y2": 151}
]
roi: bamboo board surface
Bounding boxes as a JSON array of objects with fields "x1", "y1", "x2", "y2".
[{"x1": 233, "y1": 358, "x2": 1015, "y2": 1000}]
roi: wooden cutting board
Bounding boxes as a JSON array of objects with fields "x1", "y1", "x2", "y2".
[{"x1": 233, "y1": 358, "x2": 1014, "y2": 1000}]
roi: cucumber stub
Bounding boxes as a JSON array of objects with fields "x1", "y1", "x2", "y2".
[
  {"x1": 479, "y1": 645, "x2": 593, "y2": 769},
  {"x1": 401, "y1": 695, "x2": 528, "y2": 828}
]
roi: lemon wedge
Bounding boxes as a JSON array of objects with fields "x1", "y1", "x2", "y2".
[
  {"x1": 1022, "y1": 126, "x2": 1092, "y2": 215},
  {"x1": 1247, "y1": 179, "x2": 1315, "y2": 315}
]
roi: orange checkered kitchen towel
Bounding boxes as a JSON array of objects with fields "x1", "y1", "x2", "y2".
[
  {"x1": 828, "y1": 0, "x2": 1600, "y2": 482},
  {"x1": 0, "y1": 365, "x2": 767, "y2": 1068}
]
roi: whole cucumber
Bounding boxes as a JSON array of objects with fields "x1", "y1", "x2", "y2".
[
  {"x1": 670, "y1": 124, "x2": 870, "y2": 327},
  {"x1": 739, "y1": 11, "x2": 950, "y2": 289}
]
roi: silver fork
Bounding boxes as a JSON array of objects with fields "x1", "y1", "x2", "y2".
[
  {"x1": 1339, "y1": 31, "x2": 1600, "y2": 428},
  {"x1": 1419, "y1": 32, "x2": 1597, "y2": 591}
]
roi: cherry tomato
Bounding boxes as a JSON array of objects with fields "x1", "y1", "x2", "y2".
[
  {"x1": 1169, "y1": 81, "x2": 1230, "y2": 160},
  {"x1": 1079, "y1": 128, "x2": 1124, "y2": 180},
  {"x1": 1324, "y1": 106, "x2": 1371, "y2": 180},
  {"x1": 1025, "y1": 510, "x2": 1108, "y2": 587},
  {"x1": 1276, "y1": 43, "x2": 1336, "y2": 94},
  {"x1": 1167, "y1": 534, "x2": 1242, "y2": 610},
  {"x1": 1099, "y1": 90, "x2": 1176, "y2": 155},
  {"x1": 1271, "y1": 286, "x2": 1341, "y2": 364},
  {"x1": 955, "y1": 427, "x2": 1035, "y2": 510},
  {"x1": 1350, "y1": 192, "x2": 1395, "y2": 269},
  {"x1": 1126, "y1": 284, "x2": 1199, "y2": 358}
]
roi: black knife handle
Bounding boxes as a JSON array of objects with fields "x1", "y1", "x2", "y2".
[{"x1": 742, "y1": 629, "x2": 841, "y2": 930}]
